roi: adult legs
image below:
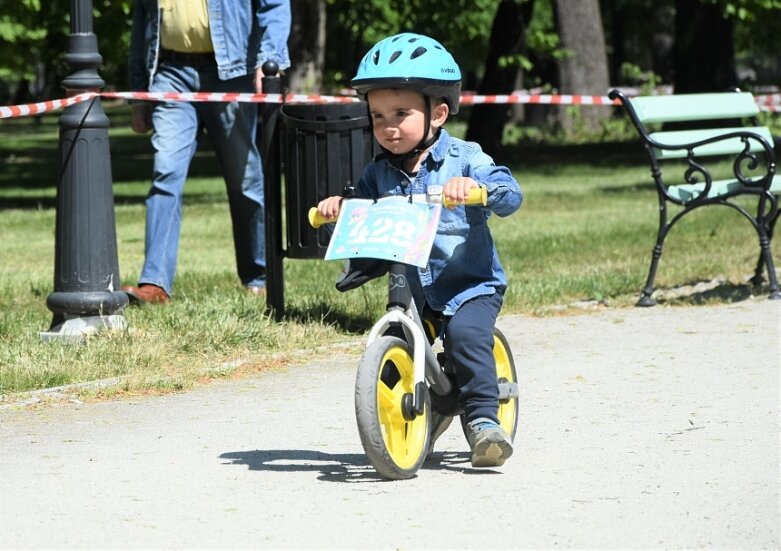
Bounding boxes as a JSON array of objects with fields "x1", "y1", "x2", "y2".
[
  {"x1": 200, "y1": 73, "x2": 266, "y2": 289},
  {"x1": 138, "y1": 65, "x2": 201, "y2": 297}
]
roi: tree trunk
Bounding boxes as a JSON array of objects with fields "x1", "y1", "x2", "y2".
[
  {"x1": 673, "y1": 0, "x2": 737, "y2": 94},
  {"x1": 287, "y1": 0, "x2": 326, "y2": 93},
  {"x1": 552, "y1": 0, "x2": 611, "y2": 135},
  {"x1": 465, "y1": 0, "x2": 534, "y2": 154}
]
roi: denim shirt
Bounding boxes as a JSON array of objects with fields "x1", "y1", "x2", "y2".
[
  {"x1": 357, "y1": 129, "x2": 523, "y2": 315},
  {"x1": 129, "y1": 0, "x2": 291, "y2": 90}
]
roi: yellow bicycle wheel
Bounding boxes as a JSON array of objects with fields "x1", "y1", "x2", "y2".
[
  {"x1": 493, "y1": 328, "x2": 519, "y2": 441},
  {"x1": 355, "y1": 336, "x2": 430, "y2": 479}
]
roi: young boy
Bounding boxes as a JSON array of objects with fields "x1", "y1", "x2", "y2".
[{"x1": 317, "y1": 33, "x2": 523, "y2": 468}]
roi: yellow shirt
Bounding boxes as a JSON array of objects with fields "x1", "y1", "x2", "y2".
[{"x1": 159, "y1": 0, "x2": 214, "y2": 53}]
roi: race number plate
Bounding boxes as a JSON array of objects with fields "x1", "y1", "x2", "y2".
[{"x1": 324, "y1": 196, "x2": 442, "y2": 267}]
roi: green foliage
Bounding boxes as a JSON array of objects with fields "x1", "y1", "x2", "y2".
[
  {"x1": 0, "y1": 0, "x2": 66, "y2": 86},
  {"x1": 0, "y1": 0, "x2": 778, "y2": 101},
  {"x1": 734, "y1": 4, "x2": 781, "y2": 58},
  {"x1": 0, "y1": 0, "x2": 133, "y2": 101},
  {"x1": 524, "y1": 0, "x2": 560, "y2": 55},
  {"x1": 619, "y1": 62, "x2": 663, "y2": 93},
  {"x1": 324, "y1": 0, "x2": 501, "y2": 87},
  {"x1": 501, "y1": 105, "x2": 640, "y2": 146},
  {"x1": 496, "y1": 0, "x2": 566, "y2": 74},
  {"x1": 674, "y1": 0, "x2": 781, "y2": 57},
  {"x1": 710, "y1": 0, "x2": 781, "y2": 18},
  {"x1": 92, "y1": 0, "x2": 135, "y2": 89}
]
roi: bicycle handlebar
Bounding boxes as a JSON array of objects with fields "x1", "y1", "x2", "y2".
[
  {"x1": 308, "y1": 186, "x2": 488, "y2": 228},
  {"x1": 441, "y1": 186, "x2": 487, "y2": 209}
]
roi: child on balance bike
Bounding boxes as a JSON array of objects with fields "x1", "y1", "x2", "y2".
[{"x1": 316, "y1": 32, "x2": 523, "y2": 468}]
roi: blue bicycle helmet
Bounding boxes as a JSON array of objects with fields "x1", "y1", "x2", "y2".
[{"x1": 352, "y1": 33, "x2": 462, "y2": 114}]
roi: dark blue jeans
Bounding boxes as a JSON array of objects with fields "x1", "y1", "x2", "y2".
[{"x1": 442, "y1": 291, "x2": 504, "y2": 424}]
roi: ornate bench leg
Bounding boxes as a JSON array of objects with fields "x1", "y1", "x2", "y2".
[
  {"x1": 637, "y1": 202, "x2": 673, "y2": 307},
  {"x1": 767, "y1": 210, "x2": 779, "y2": 298},
  {"x1": 637, "y1": 242, "x2": 664, "y2": 307},
  {"x1": 765, "y1": 265, "x2": 780, "y2": 300},
  {"x1": 759, "y1": 238, "x2": 781, "y2": 300},
  {"x1": 752, "y1": 205, "x2": 780, "y2": 298},
  {"x1": 752, "y1": 206, "x2": 778, "y2": 286}
]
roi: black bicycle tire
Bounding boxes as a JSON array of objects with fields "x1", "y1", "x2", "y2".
[{"x1": 355, "y1": 336, "x2": 431, "y2": 480}]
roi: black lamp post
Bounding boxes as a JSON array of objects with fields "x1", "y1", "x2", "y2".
[{"x1": 41, "y1": 0, "x2": 128, "y2": 342}]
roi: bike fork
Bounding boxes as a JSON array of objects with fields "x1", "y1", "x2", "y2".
[{"x1": 365, "y1": 264, "x2": 453, "y2": 419}]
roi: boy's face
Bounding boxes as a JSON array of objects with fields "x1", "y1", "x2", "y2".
[{"x1": 367, "y1": 88, "x2": 428, "y2": 155}]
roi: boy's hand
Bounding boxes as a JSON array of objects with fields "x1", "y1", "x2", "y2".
[
  {"x1": 317, "y1": 196, "x2": 343, "y2": 220},
  {"x1": 443, "y1": 177, "x2": 479, "y2": 208}
]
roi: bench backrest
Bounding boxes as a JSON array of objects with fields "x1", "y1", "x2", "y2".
[
  {"x1": 628, "y1": 92, "x2": 759, "y2": 123},
  {"x1": 624, "y1": 92, "x2": 773, "y2": 160}
]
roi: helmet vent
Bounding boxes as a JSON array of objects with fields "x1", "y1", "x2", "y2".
[
  {"x1": 372, "y1": 51, "x2": 380, "y2": 65},
  {"x1": 410, "y1": 46, "x2": 427, "y2": 60},
  {"x1": 389, "y1": 51, "x2": 401, "y2": 64}
]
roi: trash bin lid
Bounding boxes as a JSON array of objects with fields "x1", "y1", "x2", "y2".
[{"x1": 281, "y1": 102, "x2": 369, "y2": 132}]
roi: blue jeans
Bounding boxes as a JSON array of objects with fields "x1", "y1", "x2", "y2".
[
  {"x1": 442, "y1": 291, "x2": 505, "y2": 424},
  {"x1": 139, "y1": 61, "x2": 265, "y2": 296}
]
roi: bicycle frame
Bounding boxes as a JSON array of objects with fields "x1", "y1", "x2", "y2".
[
  {"x1": 309, "y1": 187, "x2": 487, "y2": 418},
  {"x1": 365, "y1": 262, "x2": 453, "y2": 418}
]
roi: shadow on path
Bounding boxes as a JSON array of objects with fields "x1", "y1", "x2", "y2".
[{"x1": 219, "y1": 449, "x2": 498, "y2": 482}]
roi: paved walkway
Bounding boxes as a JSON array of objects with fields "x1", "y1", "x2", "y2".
[{"x1": 1, "y1": 299, "x2": 779, "y2": 549}]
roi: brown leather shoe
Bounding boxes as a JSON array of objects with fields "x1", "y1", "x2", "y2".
[{"x1": 122, "y1": 284, "x2": 170, "y2": 305}]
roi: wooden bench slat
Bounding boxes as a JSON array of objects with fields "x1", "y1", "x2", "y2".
[
  {"x1": 648, "y1": 126, "x2": 774, "y2": 159},
  {"x1": 668, "y1": 174, "x2": 779, "y2": 202},
  {"x1": 629, "y1": 93, "x2": 759, "y2": 123}
]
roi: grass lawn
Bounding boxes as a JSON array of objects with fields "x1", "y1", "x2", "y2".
[{"x1": 1, "y1": 104, "x2": 778, "y2": 397}]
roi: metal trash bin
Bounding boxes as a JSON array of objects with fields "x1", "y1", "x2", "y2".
[{"x1": 281, "y1": 102, "x2": 374, "y2": 259}]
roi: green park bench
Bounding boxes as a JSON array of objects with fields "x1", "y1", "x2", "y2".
[{"x1": 609, "y1": 89, "x2": 780, "y2": 306}]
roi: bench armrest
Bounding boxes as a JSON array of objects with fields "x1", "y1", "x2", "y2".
[
  {"x1": 650, "y1": 131, "x2": 776, "y2": 191},
  {"x1": 609, "y1": 89, "x2": 777, "y2": 200}
]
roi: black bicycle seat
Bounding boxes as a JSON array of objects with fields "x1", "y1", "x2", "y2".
[{"x1": 335, "y1": 258, "x2": 390, "y2": 292}]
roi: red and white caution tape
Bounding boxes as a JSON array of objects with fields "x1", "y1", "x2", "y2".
[
  {"x1": 459, "y1": 93, "x2": 617, "y2": 106},
  {"x1": 0, "y1": 90, "x2": 622, "y2": 119},
  {"x1": 0, "y1": 92, "x2": 97, "y2": 119},
  {"x1": 0, "y1": 90, "x2": 360, "y2": 119},
  {"x1": 2, "y1": 89, "x2": 779, "y2": 119},
  {"x1": 101, "y1": 90, "x2": 360, "y2": 105},
  {"x1": 755, "y1": 94, "x2": 781, "y2": 112}
]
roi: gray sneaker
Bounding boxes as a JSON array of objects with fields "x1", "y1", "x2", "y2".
[
  {"x1": 426, "y1": 410, "x2": 453, "y2": 459},
  {"x1": 466, "y1": 417, "x2": 513, "y2": 468}
]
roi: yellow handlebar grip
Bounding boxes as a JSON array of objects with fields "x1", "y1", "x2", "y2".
[
  {"x1": 442, "y1": 186, "x2": 488, "y2": 208},
  {"x1": 469, "y1": 186, "x2": 488, "y2": 206},
  {"x1": 308, "y1": 207, "x2": 334, "y2": 228}
]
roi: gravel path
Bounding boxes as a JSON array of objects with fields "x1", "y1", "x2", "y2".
[{"x1": 1, "y1": 299, "x2": 779, "y2": 549}]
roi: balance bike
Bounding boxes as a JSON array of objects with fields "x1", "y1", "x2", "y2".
[{"x1": 309, "y1": 187, "x2": 519, "y2": 479}]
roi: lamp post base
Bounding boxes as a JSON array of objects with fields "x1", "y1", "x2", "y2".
[{"x1": 40, "y1": 314, "x2": 127, "y2": 344}]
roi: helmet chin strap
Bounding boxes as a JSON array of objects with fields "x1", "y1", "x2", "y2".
[{"x1": 378, "y1": 96, "x2": 441, "y2": 168}]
